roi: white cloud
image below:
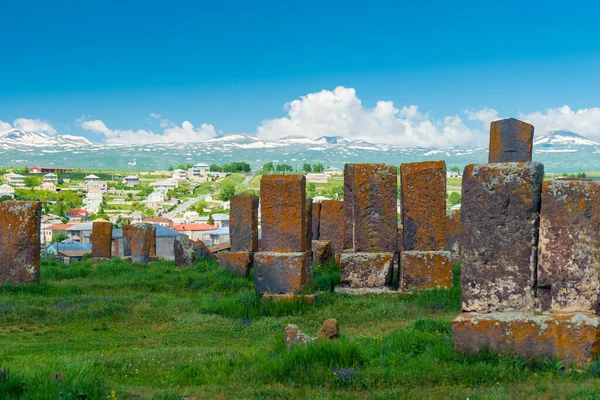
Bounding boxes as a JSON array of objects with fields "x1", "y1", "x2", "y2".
[
  {"x1": 149, "y1": 113, "x2": 161, "y2": 118},
  {"x1": 519, "y1": 105, "x2": 600, "y2": 138},
  {"x1": 12, "y1": 118, "x2": 57, "y2": 134},
  {"x1": 257, "y1": 86, "x2": 487, "y2": 146},
  {"x1": 81, "y1": 119, "x2": 216, "y2": 144},
  {"x1": 465, "y1": 107, "x2": 500, "y2": 130},
  {"x1": 0, "y1": 120, "x2": 11, "y2": 131}
]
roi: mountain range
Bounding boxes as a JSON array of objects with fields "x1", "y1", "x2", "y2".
[{"x1": 0, "y1": 129, "x2": 93, "y2": 149}]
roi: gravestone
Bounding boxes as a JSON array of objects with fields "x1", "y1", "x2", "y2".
[
  {"x1": 488, "y1": 118, "x2": 534, "y2": 163},
  {"x1": 220, "y1": 193, "x2": 259, "y2": 276},
  {"x1": 91, "y1": 221, "x2": 113, "y2": 259}
]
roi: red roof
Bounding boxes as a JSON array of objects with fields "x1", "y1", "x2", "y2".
[
  {"x1": 66, "y1": 209, "x2": 88, "y2": 215},
  {"x1": 45, "y1": 224, "x2": 74, "y2": 231},
  {"x1": 144, "y1": 218, "x2": 173, "y2": 224},
  {"x1": 172, "y1": 223, "x2": 217, "y2": 232}
]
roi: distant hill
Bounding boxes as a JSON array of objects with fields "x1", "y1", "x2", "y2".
[
  {"x1": 0, "y1": 129, "x2": 92, "y2": 148},
  {"x1": 533, "y1": 130, "x2": 599, "y2": 146}
]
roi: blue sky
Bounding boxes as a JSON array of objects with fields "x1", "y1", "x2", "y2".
[{"x1": 1, "y1": 0, "x2": 599, "y2": 145}]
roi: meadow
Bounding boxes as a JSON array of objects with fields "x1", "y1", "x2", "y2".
[{"x1": 2, "y1": 259, "x2": 600, "y2": 399}]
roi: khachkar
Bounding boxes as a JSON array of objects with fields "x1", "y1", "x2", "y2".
[
  {"x1": 220, "y1": 193, "x2": 259, "y2": 276},
  {"x1": 488, "y1": 118, "x2": 534, "y2": 163},
  {"x1": 400, "y1": 161, "x2": 453, "y2": 291},
  {"x1": 91, "y1": 221, "x2": 113, "y2": 259},
  {"x1": 338, "y1": 164, "x2": 397, "y2": 293},
  {"x1": 453, "y1": 118, "x2": 600, "y2": 367},
  {"x1": 0, "y1": 201, "x2": 42, "y2": 284},
  {"x1": 123, "y1": 223, "x2": 156, "y2": 264},
  {"x1": 254, "y1": 175, "x2": 313, "y2": 294}
]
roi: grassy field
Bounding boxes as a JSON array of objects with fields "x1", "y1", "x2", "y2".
[{"x1": 2, "y1": 259, "x2": 600, "y2": 399}]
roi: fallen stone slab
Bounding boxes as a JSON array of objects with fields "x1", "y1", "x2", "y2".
[
  {"x1": 254, "y1": 251, "x2": 313, "y2": 294},
  {"x1": 488, "y1": 118, "x2": 534, "y2": 163},
  {"x1": 219, "y1": 251, "x2": 253, "y2": 276},
  {"x1": 400, "y1": 251, "x2": 453, "y2": 291},
  {"x1": 284, "y1": 324, "x2": 315, "y2": 350},
  {"x1": 452, "y1": 312, "x2": 600, "y2": 368},
  {"x1": 339, "y1": 252, "x2": 394, "y2": 289}
]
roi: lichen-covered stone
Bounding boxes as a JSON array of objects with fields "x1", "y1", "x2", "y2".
[
  {"x1": 312, "y1": 240, "x2": 334, "y2": 266},
  {"x1": 220, "y1": 251, "x2": 252, "y2": 276},
  {"x1": 121, "y1": 224, "x2": 134, "y2": 257},
  {"x1": 351, "y1": 164, "x2": 397, "y2": 253},
  {"x1": 230, "y1": 193, "x2": 259, "y2": 252},
  {"x1": 460, "y1": 162, "x2": 544, "y2": 313},
  {"x1": 91, "y1": 221, "x2": 112, "y2": 259},
  {"x1": 445, "y1": 209, "x2": 461, "y2": 261},
  {"x1": 174, "y1": 235, "x2": 195, "y2": 267},
  {"x1": 339, "y1": 252, "x2": 394, "y2": 288},
  {"x1": 312, "y1": 202, "x2": 321, "y2": 240},
  {"x1": 0, "y1": 201, "x2": 41, "y2": 284},
  {"x1": 401, "y1": 251, "x2": 453, "y2": 291},
  {"x1": 254, "y1": 251, "x2": 313, "y2": 293},
  {"x1": 343, "y1": 164, "x2": 354, "y2": 250},
  {"x1": 452, "y1": 312, "x2": 600, "y2": 367},
  {"x1": 319, "y1": 200, "x2": 344, "y2": 255},
  {"x1": 305, "y1": 199, "x2": 312, "y2": 255},
  {"x1": 284, "y1": 324, "x2": 315, "y2": 350},
  {"x1": 538, "y1": 179, "x2": 600, "y2": 313},
  {"x1": 260, "y1": 175, "x2": 308, "y2": 252},
  {"x1": 192, "y1": 240, "x2": 216, "y2": 260},
  {"x1": 317, "y1": 318, "x2": 340, "y2": 340},
  {"x1": 127, "y1": 223, "x2": 155, "y2": 264},
  {"x1": 400, "y1": 161, "x2": 446, "y2": 251},
  {"x1": 488, "y1": 118, "x2": 534, "y2": 163}
]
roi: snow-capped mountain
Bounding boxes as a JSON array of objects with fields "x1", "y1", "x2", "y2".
[
  {"x1": 533, "y1": 130, "x2": 599, "y2": 146},
  {"x1": 0, "y1": 129, "x2": 93, "y2": 148},
  {"x1": 276, "y1": 135, "x2": 323, "y2": 145},
  {"x1": 205, "y1": 134, "x2": 263, "y2": 145},
  {"x1": 316, "y1": 136, "x2": 350, "y2": 144}
]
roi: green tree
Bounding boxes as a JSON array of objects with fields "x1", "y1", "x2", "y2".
[
  {"x1": 167, "y1": 166, "x2": 174, "y2": 171},
  {"x1": 313, "y1": 163, "x2": 324, "y2": 173},
  {"x1": 0, "y1": 195, "x2": 12, "y2": 202},
  {"x1": 302, "y1": 163, "x2": 312, "y2": 173},
  {"x1": 24, "y1": 176, "x2": 40, "y2": 188},
  {"x1": 177, "y1": 163, "x2": 185, "y2": 170},
  {"x1": 448, "y1": 192, "x2": 461, "y2": 206},
  {"x1": 275, "y1": 164, "x2": 293, "y2": 172},
  {"x1": 307, "y1": 183, "x2": 316, "y2": 198},
  {"x1": 52, "y1": 233, "x2": 69, "y2": 243},
  {"x1": 325, "y1": 185, "x2": 344, "y2": 199},
  {"x1": 262, "y1": 162, "x2": 274, "y2": 173},
  {"x1": 219, "y1": 183, "x2": 236, "y2": 202},
  {"x1": 449, "y1": 166, "x2": 460, "y2": 173}
]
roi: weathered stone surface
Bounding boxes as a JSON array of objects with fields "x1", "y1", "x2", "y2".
[
  {"x1": 121, "y1": 224, "x2": 134, "y2": 257},
  {"x1": 254, "y1": 252, "x2": 313, "y2": 294},
  {"x1": 400, "y1": 161, "x2": 446, "y2": 251},
  {"x1": 260, "y1": 175, "x2": 308, "y2": 252},
  {"x1": 230, "y1": 193, "x2": 259, "y2": 252},
  {"x1": 460, "y1": 162, "x2": 544, "y2": 313},
  {"x1": 284, "y1": 324, "x2": 315, "y2": 350},
  {"x1": 220, "y1": 251, "x2": 252, "y2": 276},
  {"x1": 311, "y1": 202, "x2": 321, "y2": 240},
  {"x1": 400, "y1": 251, "x2": 453, "y2": 291},
  {"x1": 127, "y1": 223, "x2": 155, "y2": 264},
  {"x1": 305, "y1": 199, "x2": 312, "y2": 254},
  {"x1": 192, "y1": 240, "x2": 216, "y2": 260},
  {"x1": 445, "y1": 209, "x2": 461, "y2": 261},
  {"x1": 343, "y1": 164, "x2": 354, "y2": 250},
  {"x1": 0, "y1": 201, "x2": 41, "y2": 284},
  {"x1": 319, "y1": 200, "x2": 345, "y2": 255},
  {"x1": 538, "y1": 179, "x2": 600, "y2": 313},
  {"x1": 312, "y1": 240, "x2": 334, "y2": 266},
  {"x1": 351, "y1": 164, "x2": 397, "y2": 253},
  {"x1": 149, "y1": 227, "x2": 156, "y2": 258},
  {"x1": 339, "y1": 252, "x2": 394, "y2": 288},
  {"x1": 317, "y1": 318, "x2": 339, "y2": 340},
  {"x1": 91, "y1": 221, "x2": 112, "y2": 259},
  {"x1": 174, "y1": 235, "x2": 195, "y2": 267},
  {"x1": 398, "y1": 225, "x2": 404, "y2": 252},
  {"x1": 452, "y1": 312, "x2": 600, "y2": 367},
  {"x1": 488, "y1": 118, "x2": 534, "y2": 163}
]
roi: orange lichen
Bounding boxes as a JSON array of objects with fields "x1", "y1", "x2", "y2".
[
  {"x1": 91, "y1": 221, "x2": 113, "y2": 259},
  {"x1": 400, "y1": 251, "x2": 453, "y2": 291},
  {"x1": 220, "y1": 251, "x2": 252, "y2": 276}
]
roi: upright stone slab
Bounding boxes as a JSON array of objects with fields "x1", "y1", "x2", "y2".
[
  {"x1": 343, "y1": 164, "x2": 354, "y2": 250},
  {"x1": 311, "y1": 202, "x2": 321, "y2": 240},
  {"x1": 538, "y1": 179, "x2": 600, "y2": 313},
  {"x1": 460, "y1": 162, "x2": 544, "y2": 313},
  {"x1": 230, "y1": 193, "x2": 259, "y2": 252},
  {"x1": 397, "y1": 225, "x2": 404, "y2": 252},
  {"x1": 400, "y1": 251, "x2": 453, "y2": 291},
  {"x1": 400, "y1": 161, "x2": 446, "y2": 251},
  {"x1": 122, "y1": 224, "x2": 134, "y2": 257},
  {"x1": 128, "y1": 223, "x2": 156, "y2": 264},
  {"x1": 0, "y1": 201, "x2": 41, "y2": 284},
  {"x1": 91, "y1": 221, "x2": 113, "y2": 259},
  {"x1": 193, "y1": 240, "x2": 216, "y2": 260},
  {"x1": 488, "y1": 118, "x2": 534, "y2": 163},
  {"x1": 260, "y1": 175, "x2": 308, "y2": 252},
  {"x1": 254, "y1": 252, "x2": 312, "y2": 293},
  {"x1": 305, "y1": 199, "x2": 312, "y2": 255},
  {"x1": 339, "y1": 252, "x2": 394, "y2": 288},
  {"x1": 351, "y1": 164, "x2": 397, "y2": 253},
  {"x1": 446, "y1": 209, "x2": 461, "y2": 262},
  {"x1": 319, "y1": 200, "x2": 344, "y2": 255},
  {"x1": 174, "y1": 235, "x2": 195, "y2": 267}
]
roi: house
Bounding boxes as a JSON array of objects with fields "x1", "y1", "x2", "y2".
[
  {"x1": 0, "y1": 184, "x2": 15, "y2": 199},
  {"x1": 41, "y1": 223, "x2": 75, "y2": 245},
  {"x1": 43, "y1": 173, "x2": 58, "y2": 183},
  {"x1": 87, "y1": 181, "x2": 108, "y2": 193},
  {"x1": 172, "y1": 223, "x2": 217, "y2": 241},
  {"x1": 123, "y1": 175, "x2": 139, "y2": 187},
  {"x1": 208, "y1": 242, "x2": 231, "y2": 257},
  {"x1": 4, "y1": 173, "x2": 25, "y2": 187},
  {"x1": 83, "y1": 192, "x2": 103, "y2": 213},
  {"x1": 305, "y1": 173, "x2": 328, "y2": 183},
  {"x1": 45, "y1": 242, "x2": 92, "y2": 264},
  {"x1": 150, "y1": 178, "x2": 178, "y2": 191},
  {"x1": 145, "y1": 191, "x2": 166, "y2": 209},
  {"x1": 65, "y1": 209, "x2": 90, "y2": 223},
  {"x1": 187, "y1": 163, "x2": 210, "y2": 180},
  {"x1": 172, "y1": 169, "x2": 187, "y2": 181},
  {"x1": 183, "y1": 211, "x2": 202, "y2": 223},
  {"x1": 40, "y1": 182, "x2": 57, "y2": 192},
  {"x1": 209, "y1": 226, "x2": 230, "y2": 245},
  {"x1": 447, "y1": 171, "x2": 461, "y2": 178},
  {"x1": 112, "y1": 224, "x2": 186, "y2": 260},
  {"x1": 324, "y1": 167, "x2": 342, "y2": 176},
  {"x1": 198, "y1": 213, "x2": 230, "y2": 228},
  {"x1": 42, "y1": 214, "x2": 63, "y2": 225},
  {"x1": 143, "y1": 217, "x2": 173, "y2": 227},
  {"x1": 84, "y1": 174, "x2": 101, "y2": 184},
  {"x1": 29, "y1": 167, "x2": 72, "y2": 174},
  {"x1": 65, "y1": 222, "x2": 94, "y2": 244}
]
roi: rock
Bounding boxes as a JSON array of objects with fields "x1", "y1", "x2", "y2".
[
  {"x1": 192, "y1": 240, "x2": 216, "y2": 260},
  {"x1": 400, "y1": 161, "x2": 447, "y2": 251},
  {"x1": 284, "y1": 324, "x2": 315, "y2": 350},
  {"x1": 488, "y1": 118, "x2": 534, "y2": 163},
  {"x1": 253, "y1": 252, "x2": 313, "y2": 294},
  {"x1": 48, "y1": 371, "x2": 66, "y2": 382},
  {"x1": 317, "y1": 318, "x2": 339, "y2": 340},
  {"x1": 339, "y1": 252, "x2": 394, "y2": 288},
  {"x1": 174, "y1": 235, "x2": 195, "y2": 267},
  {"x1": 123, "y1": 223, "x2": 155, "y2": 264},
  {"x1": 229, "y1": 194, "x2": 259, "y2": 252},
  {"x1": 400, "y1": 251, "x2": 453, "y2": 291},
  {"x1": 219, "y1": 251, "x2": 252, "y2": 276},
  {"x1": 91, "y1": 221, "x2": 112, "y2": 259},
  {"x1": 0, "y1": 201, "x2": 42, "y2": 284},
  {"x1": 312, "y1": 240, "x2": 334, "y2": 266},
  {"x1": 319, "y1": 200, "x2": 345, "y2": 256}
]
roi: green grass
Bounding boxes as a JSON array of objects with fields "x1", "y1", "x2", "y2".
[{"x1": 2, "y1": 259, "x2": 600, "y2": 399}]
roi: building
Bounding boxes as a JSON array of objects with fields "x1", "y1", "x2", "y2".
[
  {"x1": 83, "y1": 192, "x2": 103, "y2": 213},
  {"x1": 29, "y1": 167, "x2": 72, "y2": 174},
  {"x1": 187, "y1": 163, "x2": 210, "y2": 180},
  {"x1": 65, "y1": 209, "x2": 90, "y2": 223},
  {"x1": 324, "y1": 167, "x2": 342, "y2": 176},
  {"x1": 172, "y1": 223, "x2": 217, "y2": 242},
  {"x1": 447, "y1": 171, "x2": 461, "y2": 178},
  {"x1": 183, "y1": 211, "x2": 202, "y2": 223},
  {"x1": 43, "y1": 173, "x2": 58, "y2": 183},
  {"x1": 130, "y1": 211, "x2": 144, "y2": 224},
  {"x1": 209, "y1": 226, "x2": 230, "y2": 245},
  {"x1": 145, "y1": 191, "x2": 167, "y2": 209},
  {"x1": 198, "y1": 213, "x2": 230, "y2": 228},
  {"x1": 123, "y1": 175, "x2": 139, "y2": 187},
  {"x1": 112, "y1": 224, "x2": 186, "y2": 260},
  {"x1": 40, "y1": 182, "x2": 57, "y2": 192},
  {"x1": 65, "y1": 222, "x2": 94, "y2": 244},
  {"x1": 87, "y1": 181, "x2": 108, "y2": 193},
  {"x1": 0, "y1": 184, "x2": 15, "y2": 199},
  {"x1": 45, "y1": 242, "x2": 92, "y2": 264},
  {"x1": 41, "y1": 223, "x2": 75, "y2": 245},
  {"x1": 143, "y1": 217, "x2": 173, "y2": 227},
  {"x1": 4, "y1": 173, "x2": 25, "y2": 187},
  {"x1": 305, "y1": 173, "x2": 328, "y2": 183},
  {"x1": 84, "y1": 174, "x2": 101, "y2": 183},
  {"x1": 149, "y1": 178, "x2": 178, "y2": 191},
  {"x1": 172, "y1": 169, "x2": 187, "y2": 181}
]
